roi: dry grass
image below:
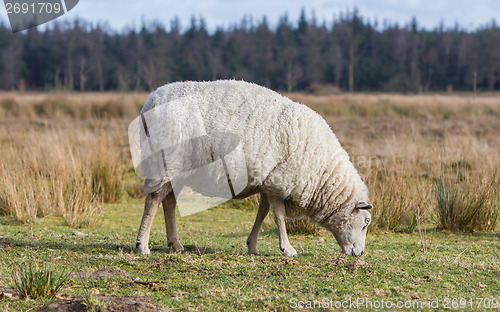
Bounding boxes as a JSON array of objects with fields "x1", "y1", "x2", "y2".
[
  {"x1": 289, "y1": 92, "x2": 500, "y2": 119},
  {"x1": 367, "y1": 172, "x2": 429, "y2": 233},
  {"x1": 0, "y1": 126, "x2": 101, "y2": 226},
  {"x1": 0, "y1": 91, "x2": 145, "y2": 120},
  {"x1": 91, "y1": 131, "x2": 125, "y2": 203},
  {"x1": 0, "y1": 117, "x2": 128, "y2": 227},
  {"x1": 433, "y1": 166, "x2": 499, "y2": 231},
  {"x1": 286, "y1": 218, "x2": 321, "y2": 235},
  {"x1": 0, "y1": 91, "x2": 499, "y2": 232}
]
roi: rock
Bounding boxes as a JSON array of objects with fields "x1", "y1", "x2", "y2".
[
  {"x1": 71, "y1": 231, "x2": 88, "y2": 237},
  {"x1": 0, "y1": 292, "x2": 13, "y2": 300}
]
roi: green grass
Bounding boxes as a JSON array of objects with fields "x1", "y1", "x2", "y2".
[
  {"x1": 433, "y1": 168, "x2": 499, "y2": 232},
  {"x1": 0, "y1": 201, "x2": 498, "y2": 311},
  {"x1": 7, "y1": 262, "x2": 69, "y2": 300}
]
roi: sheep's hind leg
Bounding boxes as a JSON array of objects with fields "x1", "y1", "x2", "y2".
[
  {"x1": 246, "y1": 193, "x2": 270, "y2": 255},
  {"x1": 269, "y1": 196, "x2": 298, "y2": 257},
  {"x1": 162, "y1": 191, "x2": 184, "y2": 253},
  {"x1": 136, "y1": 192, "x2": 163, "y2": 255}
]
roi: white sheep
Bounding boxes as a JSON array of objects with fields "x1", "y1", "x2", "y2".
[{"x1": 133, "y1": 80, "x2": 373, "y2": 257}]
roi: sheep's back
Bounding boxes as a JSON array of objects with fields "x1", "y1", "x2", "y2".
[{"x1": 141, "y1": 80, "x2": 298, "y2": 193}]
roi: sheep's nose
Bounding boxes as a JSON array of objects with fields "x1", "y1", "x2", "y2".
[{"x1": 351, "y1": 248, "x2": 363, "y2": 257}]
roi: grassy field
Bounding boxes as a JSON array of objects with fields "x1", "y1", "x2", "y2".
[{"x1": 0, "y1": 91, "x2": 499, "y2": 311}]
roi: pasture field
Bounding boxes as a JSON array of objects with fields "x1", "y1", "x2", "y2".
[{"x1": 0, "y1": 91, "x2": 499, "y2": 311}]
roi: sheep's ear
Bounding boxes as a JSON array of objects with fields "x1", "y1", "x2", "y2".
[{"x1": 356, "y1": 201, "x2": 373, "y2": 210}]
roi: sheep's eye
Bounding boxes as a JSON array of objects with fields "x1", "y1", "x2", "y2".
[{"x1": 362, "y1": 218, "x2": 371, "y2": 230}]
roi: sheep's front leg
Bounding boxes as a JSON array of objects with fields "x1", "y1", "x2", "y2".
[
  {"x1": 162, "y1": 192, "x2": 184, "y2": 253},
  {"x1": 246, "y1": 193, "x2": 270, "y2": 255},
  {"x1": 269, "y1": 196, "x2": 298, "y2": 257},
  {"x1": 136, "y1": 192, "x2": 163, "y2": 255}
]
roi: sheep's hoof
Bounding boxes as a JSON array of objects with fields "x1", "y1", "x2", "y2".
[
  {"x1": 247, "y1": 246, "x2": 259, "y2": 255},
  {"x1": 283, "y1": 247, "x2": 298, "y2": 257},
  {"x1": 136, "y1": 242, "x2": 151, "y2": 255},
  {"x1": 168, "y1": 241, "x2": 184, "y2": 253}
]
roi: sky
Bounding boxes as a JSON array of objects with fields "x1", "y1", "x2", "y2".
[{"x1": 1, "y1": 0, "x2": 499, "y2": 32}]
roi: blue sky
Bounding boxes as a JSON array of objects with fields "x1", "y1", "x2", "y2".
[{"x1": 2, "y1": 0, "x2": 499, "y2": 32}]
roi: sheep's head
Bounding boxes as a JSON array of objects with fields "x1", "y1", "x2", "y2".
[{"x1": 323, "y1": 201, "x2": 373, "y2": 257}]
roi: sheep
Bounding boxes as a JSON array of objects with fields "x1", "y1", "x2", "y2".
[{"x1": 131, "y1": 80, "x2": 373, "y2": 257}]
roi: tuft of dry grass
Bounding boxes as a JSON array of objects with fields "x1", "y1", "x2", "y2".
[
  {"x1": 62, "y1": 170, "x2": 102, "y2": 228},
  {"x1": 91, "y1": 134, "x2": 125, "y2": 204},
  {"x1": 368, "y1": 171, "x2": 430, "y2": 233},
  {"x1": 433, "y1": 166, "x2": 499, "y2": 232}
]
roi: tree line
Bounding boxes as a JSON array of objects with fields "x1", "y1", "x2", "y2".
[{"x1": 1, "y1": 9, "x2": 499, "y2": 92}]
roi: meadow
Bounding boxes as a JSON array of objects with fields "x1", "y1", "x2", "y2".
[{"x1": 0, "y1": 91, "x2": 499, "y2": 311}]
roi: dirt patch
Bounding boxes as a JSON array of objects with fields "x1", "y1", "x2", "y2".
[
  {"x1": 163, "y1": 258, "x2": 179, "y2": 265},
  {"x1": 283, "y1": 259, "x2": 299, "y2": 265},
  {"x1": 36, "y1": 294, "x2": 159, "y2": 312},
  {"x1": 329, "y1": 258, "x2": 370, "y2": 270},
  {"x1": 330, "y1": 258, "x2": 348, "y2": 266},
  {"x1": 76, "y1": 267, "x2": 131, "y2": 280},
  {"x1": 346, "y1": 259, "x2": 370, "y2": 270}
]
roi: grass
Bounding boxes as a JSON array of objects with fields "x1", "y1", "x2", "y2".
[
  {"x1": 286, "y1": 218, "x2": 321, "y2": 235},
  {"x1": 91, "y1": 136, "x2": 125, "y2": 204},
  {"x1": 433, "y1": 167, "x2": 499, "y2": 232},
  {"x1": 6, "y1": 261, "x2": 69, "y2": 300},
  {"x1": 369, "y1": 172, "x2": 426, "y2": 233},
  {"x1": 0, "y1": 91, "x2": 499, "y2": 310},
  {"x1": 80, "y1": 274, "x2": 108, "y2": 311},
  {"x1": 289, "y1": 92, "x2": 500, "y2": 119},
  {"x1": 0, "y1": 205, "x2": 499, "y2": 310},
  {"x1": 0, "y1": 127, "x2": 104, "y2": 226}
]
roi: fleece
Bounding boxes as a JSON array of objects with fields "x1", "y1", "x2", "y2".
[{"x1": 139, "y1": 80, "x2": 369, "y2": 222}]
